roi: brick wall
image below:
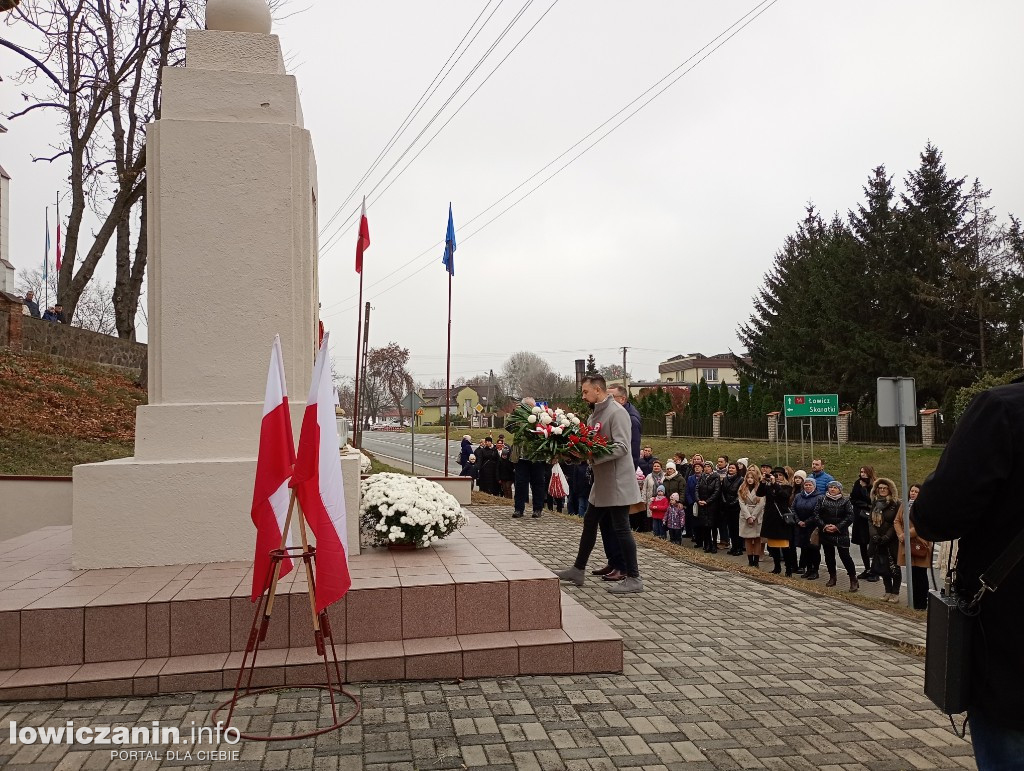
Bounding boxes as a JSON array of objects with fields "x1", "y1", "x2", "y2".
[{"x1": 0, "y1": 294, "x2": 146, "y2": 372}]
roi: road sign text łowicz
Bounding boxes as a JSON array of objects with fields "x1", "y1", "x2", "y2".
[{"x1": 784, "y1": 394, "x2": 839, "y2": 417}]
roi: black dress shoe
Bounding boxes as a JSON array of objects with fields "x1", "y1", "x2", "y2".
[
  {"x1": 532, "y1": 512, "x2": 542, "y2": 518},
  {"x1": 592, "y1": 565, "x2": 614, "y2": 576},
  {"x1": 512, "y1": 512, "x2": 524, "y2": 518}
]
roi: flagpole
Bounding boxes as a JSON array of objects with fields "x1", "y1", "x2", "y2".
[
  {"x1": 55, "y1": 194, "x2": 60, "y2": 303},
  {"x1": 445, "y1": 270, "x2": 452, "y2": 477},
  {"x1": 43, "y1": 206, "x2": 49, "y2": 312},
  {"x1": 352, "y1": 269, "x2": 364, "y2": 449}
]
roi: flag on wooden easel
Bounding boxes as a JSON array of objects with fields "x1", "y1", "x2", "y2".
[
  {"x1": 293, "y1": 332, "x2": 352, "y2": 613},
  {"x1": 249, "y1": 335, "x2": 296, "y2": 600}
]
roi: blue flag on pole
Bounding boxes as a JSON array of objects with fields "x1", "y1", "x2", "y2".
[{"x1": 441, "y1": 203, "x2": 456, "y2": 276}]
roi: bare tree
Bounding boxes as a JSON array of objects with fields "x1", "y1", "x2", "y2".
[
  {"x1": 367, "y1": 343, "x2": 414, "y2": 425},
  {"x1": 2, "y1": 0, "x2": 200, "y2": 336},
  {"x1": 17, "y1": 267, "x2": 115, "y2": 334},
  {"x1": 500, "y1": 351, "x2": 553, "y2": 398}
]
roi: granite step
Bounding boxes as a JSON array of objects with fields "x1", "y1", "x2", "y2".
[
  {"x1": 0, "y1": 594, "x2": 621, "y2": 701},
  {"x1": 0, "y1": 516, "x2": 564, "y2": 671}
]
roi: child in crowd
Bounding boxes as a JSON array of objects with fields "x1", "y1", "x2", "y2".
[
  {"x1": 460, "y1": 453, "x2": 478, "y2": 490},
  {"x1": 649, "y1": 484, "x2": 669, "y2": 539},
  {"x1": 665, "y1": 492, "x2": 686, "y2": 544}
]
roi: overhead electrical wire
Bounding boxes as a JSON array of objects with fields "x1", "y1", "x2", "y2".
[
  {"x1": 317, "y1": 0, "x2": 504, "y2": 239},
  {"x1": 321, "y1": 0, "x2": 779, "y2": 318},
  {"x1": 319, "y1": 0, "x2": 561, "y2": 260},
  {"x1": 318, "y1": 0, "x2": 541, "y2": 258}
]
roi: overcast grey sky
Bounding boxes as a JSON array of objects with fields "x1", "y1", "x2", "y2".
[{"x1": 3, "y1": 1, "x2": 1023, "y2": 383}]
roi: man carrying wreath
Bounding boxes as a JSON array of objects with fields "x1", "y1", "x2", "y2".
[{"x1": 555, "y1": 374, "x2": 644, "y2": 594}]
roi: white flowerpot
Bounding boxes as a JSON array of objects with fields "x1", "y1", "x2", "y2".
[{"x1": 206, "y1": 0, "x2": 272, "y2": 34}]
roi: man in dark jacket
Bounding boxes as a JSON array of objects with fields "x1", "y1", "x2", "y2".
[
  {"x1": 913, "y1": 382, "x2": 1024, "y2": 766},
  {"x1": 23, "y1": 290, "x2": 40, "y2": 318}
]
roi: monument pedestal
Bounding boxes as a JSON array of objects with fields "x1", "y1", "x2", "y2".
[{"x1": 71, "y1": 27, "x2": 350, "y2": 568}]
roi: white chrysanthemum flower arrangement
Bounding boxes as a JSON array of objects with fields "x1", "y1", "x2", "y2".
[{"x1": 359, "y1": 472, "x2": 466, "y2": 548}]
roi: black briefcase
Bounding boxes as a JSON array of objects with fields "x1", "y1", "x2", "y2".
[
  {"x1": 924, "y1": 526, "x2": 1024, "y2": 715},
  {"x1": 924, "y1": 589, "x2": 972, "y2": 715}
]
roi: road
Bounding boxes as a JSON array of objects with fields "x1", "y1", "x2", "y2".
[{"x1": 359, "y1": 430, "x2": 465, "y2": 475}]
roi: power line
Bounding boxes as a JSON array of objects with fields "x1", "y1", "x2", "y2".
[
  {"x1": 317, "y1": 0, "x2": 504, "y2": 239},
  {"x1": 319, "y1": 0, "x2": 562, "y2": 261},
  {"x1": 318, "y1": 0, "x2": 541, "y2": 259},
  {"x1": 321, "y1": 0, "x2": 779, "y2": 318}
]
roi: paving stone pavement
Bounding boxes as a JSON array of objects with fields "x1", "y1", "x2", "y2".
[{"x1": 0, "y1": 505, "x2": 975, "y2": 771}]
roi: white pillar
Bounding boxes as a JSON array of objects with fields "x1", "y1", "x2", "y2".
[{"x1": 72, "y1": 7, "x2": 358, "y2": 567}]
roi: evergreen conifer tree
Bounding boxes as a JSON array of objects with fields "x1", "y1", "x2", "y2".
[{"x1": 737, "y1": 375, "x2": 751, "y2": 418}]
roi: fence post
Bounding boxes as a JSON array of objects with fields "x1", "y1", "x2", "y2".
[
  {"x1": 665, "y1": 412, "x2": 674, "y2": 438},
  {"x1": 837, "y1": 410, "x2": 851, "y2": 444},
  {"x1": 712, "y1": 411, "x2": 723, "y2": 440},
  {"x1": 919, "y1": 409, "x2": 937, "y2": 447},
  {"x1": 766, "y1": 411, "x2": 779, "y2": 442}
]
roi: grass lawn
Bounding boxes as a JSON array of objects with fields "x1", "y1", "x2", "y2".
[{"x1": 0, "y1": 430, "x2": 134, "y2": 476}]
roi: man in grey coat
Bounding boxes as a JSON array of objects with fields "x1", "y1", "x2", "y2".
[{"x1": 555, "y1": 375, "x2": 643, "y2": 593}]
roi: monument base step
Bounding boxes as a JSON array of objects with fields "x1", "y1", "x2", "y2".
[{"x1": 0, "y1": 595, "x2": 620, "y2": 700}]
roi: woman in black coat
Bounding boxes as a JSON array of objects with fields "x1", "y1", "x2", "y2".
[
  {"x1": 695, "y1": 464, "x2": 722, "y2": 553},
  {"x1": 811, "y1": 480, "x2": 859, "y2": 592},
  {"x1": 757, "y1": 467, "x2": 797, "y2": 575},
  {"x1": 720, "y1": 463, "x2": 744, "y2": 555},
  {"x1": 849, "y1": 466, "x2": 876, "y2": 581},
  {"x1": 869, "y1": 477, "x2": 903, "y2": 602},
  {"x1": 475, "y1": 438, "x2": 500, "y2": 495}
]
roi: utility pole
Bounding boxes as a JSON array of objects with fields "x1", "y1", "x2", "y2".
[
  {"x1": 356, "y1": 302, "x2": 371, "y2": 448},
  {"x1": 620, "y1": 346, "x2": 629, "y2": 390}
]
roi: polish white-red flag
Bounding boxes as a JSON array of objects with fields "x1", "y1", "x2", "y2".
[
  {"x1": 250, "y1": 335, "x2": 296, "y2": 600},
  {"x1": 355, "y1": 196, "x2": 370, "y2": 274},
  {"x1": 293, "y1": 332, "x2": 351, "y2": 613}
]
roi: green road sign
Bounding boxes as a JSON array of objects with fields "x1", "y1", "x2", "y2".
[{"x1": 784, "y1": 393, "x2": 839, "y2": 417}]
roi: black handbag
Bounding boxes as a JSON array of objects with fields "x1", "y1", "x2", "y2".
[
  {"x1": 781, "y1": 508, "x2": 798, "y2": 526},
  {"x1": 925, "y1": 526, "x2": 1024, "y2": 715}
]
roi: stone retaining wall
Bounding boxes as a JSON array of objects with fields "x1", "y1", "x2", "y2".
[{"x1": 0, "y1": 295, "x2": 146, "y2": 372}]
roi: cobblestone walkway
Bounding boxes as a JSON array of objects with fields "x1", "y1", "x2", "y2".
[{"x1": 0, "y1": 506, "x2": 975, "y2": 771}]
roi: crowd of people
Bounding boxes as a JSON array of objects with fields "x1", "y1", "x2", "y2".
[
  {"x1": 456, "y1": 382, "x2": 933, "y2": 606},
  {"x1": 19, "y1": 290, "x2": 66, "y2": 322},
  {"x1": 624, "y1": 451, "x2": 932, "y2": 607}
]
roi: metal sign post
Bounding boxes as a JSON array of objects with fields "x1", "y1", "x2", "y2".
[{"x1": 877, "y1": 377, "x2": 918, "y2": 609}]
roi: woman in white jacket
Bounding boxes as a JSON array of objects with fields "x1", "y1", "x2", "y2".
[{"x1": 738, "y1": 467, "x2": 765, "y2": 568}]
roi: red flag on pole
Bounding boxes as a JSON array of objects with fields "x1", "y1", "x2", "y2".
[
  {"x1": 293, "y1": 332, "x2": 352, "y2": 612},
  {"x1": 355, "y1": 197, "x2": 370, "y2": 274},
  {"x1": 250, "y1": 335, "x2": 296, "y2": 600}
]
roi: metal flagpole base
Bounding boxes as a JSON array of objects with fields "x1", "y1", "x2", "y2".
[{"x1": 212, "y1": 546, "x2": 360, "y2": 741}]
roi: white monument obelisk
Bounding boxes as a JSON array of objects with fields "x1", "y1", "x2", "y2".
[{"x1": 73, "y1": 0, "x2": 360, "y2": 568}]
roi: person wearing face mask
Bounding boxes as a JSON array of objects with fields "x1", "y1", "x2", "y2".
[
  {"x1": 869, "y1": 477, "x2": 903, "y2": 602},
  {"x1": 812, "y1": 480, "x2": 859, "y2": 591},
  {"x1": 850, "y1": 466, "x2": 878, "y2": 582},
  {"x1": 793, "y1": 476, "x2": 822, "y2": 580}
]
